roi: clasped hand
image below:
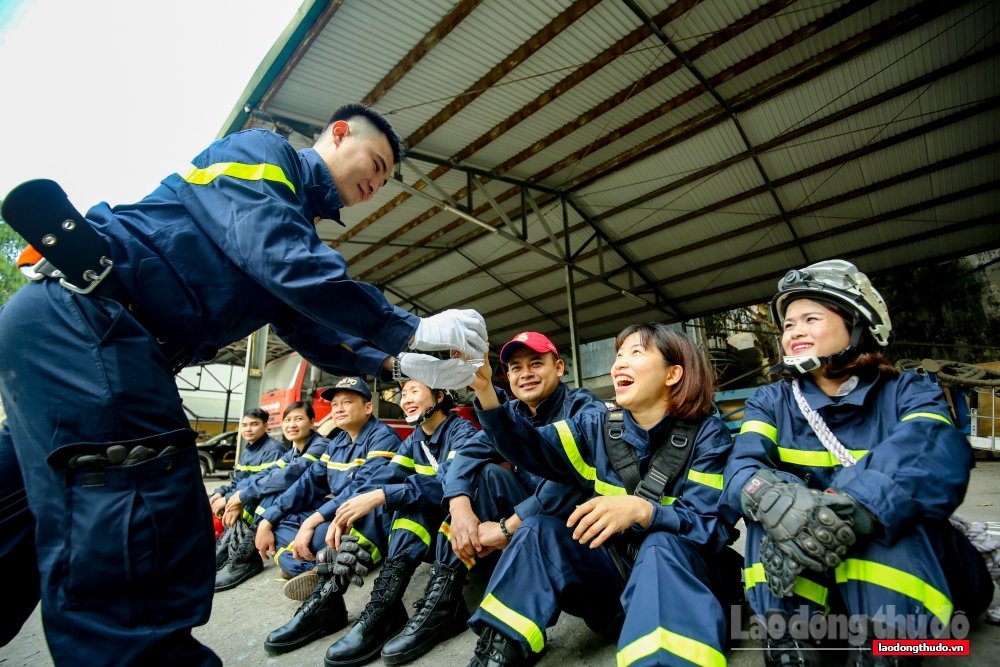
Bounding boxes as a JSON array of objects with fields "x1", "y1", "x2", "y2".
[{"x1": 567, "y1": 495, "x2": 654, "y2": 548}]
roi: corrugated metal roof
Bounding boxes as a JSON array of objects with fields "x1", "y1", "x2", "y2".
[{"x1": 222, "y1": 0, "x2": 999, "y2": 352}]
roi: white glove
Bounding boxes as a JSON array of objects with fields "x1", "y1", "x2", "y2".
[
  {"x1": 411, "y1": 309, "x2": 488, "y2": 359},
  {"x1": 399, "y1": 353, "x2": 478, "y2": 390}
]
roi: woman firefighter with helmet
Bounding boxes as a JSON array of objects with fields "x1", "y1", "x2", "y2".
[{"x1": 723, "y1": 260, "x2": 992, "y2": 667}]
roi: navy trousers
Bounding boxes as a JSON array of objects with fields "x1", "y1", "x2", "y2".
[
  {"x1": 744, "y1": 518, "x2": 964, "y2": 638},
  {"x1": 273, "y1": 507, "x2": 392, "y2": 577},
  {"x1": 468, "y1": 515, "x2": 729, "y2": 667},
  {"x1": 0, "y1": 280, "x2": 219, "y2": 666},
  {"x1": 0, "y1": 421, "x2": 39, "y2": 647}
]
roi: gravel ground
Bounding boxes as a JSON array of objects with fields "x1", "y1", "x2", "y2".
[{"x1": 3, "y1": 462, "x2": 999, "y2": 666}]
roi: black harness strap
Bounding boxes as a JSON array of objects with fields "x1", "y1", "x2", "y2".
[{"x1": 602, "y1": 408, "x2": 701, "y2": 502}]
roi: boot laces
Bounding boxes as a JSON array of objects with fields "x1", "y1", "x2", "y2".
[
  {"x1": 468, "y1": 627, "x2": 496, "y2": 667},
  {"x1": 405, "y1": 566, "x2": 453, "y2": 630},
  {"x1": 764, "y1": 635, "x2": 813, "y2": 667},
  {"x1": 357, "y1": 558, "x2": 407, "y2": 628},
  {"x1": 297, "y1": 577, "x2": 337, "y2": 617}
]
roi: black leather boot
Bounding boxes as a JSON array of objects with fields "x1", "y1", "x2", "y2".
[
  {"x1": 324, "y1": 556, "x2": 413, "y2": 667},
  {"x1": 215, "y1": 525, "x2": 232, "y2": 571},
  {"x1": 381, "y1": 561, "x2": 470, "y2": 664},
  {"x1": 265, "y1": 572, "x2": 348, "y2": 654},
  {"x1": 467, "y1": 627, "x2": 537, "y2": 667},
  {"x1": 215, "y1": 523, "x2": 263, "y2": 591}
]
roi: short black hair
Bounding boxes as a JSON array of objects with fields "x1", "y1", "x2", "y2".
[
  {"x1": 283, "y1": 401, "x2": 315, "y2": 420},
  {"x1": 243, "y1": 407, "x2": 269, "y2": 423},
  {"x1": 324, "y1": 102, "x2": 403, "y2": 166}
]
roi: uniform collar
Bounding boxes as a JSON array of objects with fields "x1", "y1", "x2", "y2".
[
  {"x1": 514, "y1": 382, "x2": 566, "y2": 423},
  {"x1": 796, "y1": 372, "x2": 880, "y2": 409},
  {"x1": 298, "y1": 148, "x2": 344, "y2": 226},
  {"x1": 417, "y1": 411, "x2": 456, "y2": 445},
  {"x1": 620, "y1": 410, "x2": 675, "y2": 455},
  {"x1": 353, "y1": 416, "x2": 377, "y2": 443},
  {"x1": 246, "y1": 434, "x2": 270, "y2": 450}
]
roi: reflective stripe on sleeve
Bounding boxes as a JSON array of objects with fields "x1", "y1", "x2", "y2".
[
  {"x1": 479, "y1": 593, "x2": 545, "y2": 653},
  {"x1": 391, "y1": 518, "x2": 431, "y2": 549},
  {"x1": 687, "y1": 469, "x2": 723, "y2": 490},
  {"x1": 254, "y1": 505, "x2": 266, "y2": 516},
  {"x1": 235, "y1": 459, "x2": 283, "y2": 472},
  {"x1": 740, "y1": 420, "x2": 778, "y2": 445},
  {"x1": 349, "y1": 526, "x2": 382, "y2": 563},
  {"x1": 777, "y1": 448, "x2": 868, "y2": 467},
  {"x1": 178, "y1": 161, "x2": 296, "y2": 194},
  {"x1": 552, "y1": 420, "x2": 626, "y2": 496},
  {"x1": 367, "y1": 450, "x2": 396, "y2": 459},
  {"x1": 447, "y1": 450, "x2": 457, "y2": 460},
  {"x1": 900, "y1": 412, "x2": 953, "y2": 426},
  {"x1": 390, "y1": 454, "x2": 436, "y2": 475},
  {"x1": 835, "y1": 559, "x2": 952, "y2": 626},
  {"x1": 302, "y1": 454, "x2": 318, "y2": 462},
  {"x1": 616, "y1": 626, "x2": 725, "y2": 667},
  {"x1": 327, "y1": 457, "x2": 365, "y2": 470}
]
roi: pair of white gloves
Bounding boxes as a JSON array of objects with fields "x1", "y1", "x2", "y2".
[{"x1": 398, "y1": 309, "x2": 487, "y2": 390}]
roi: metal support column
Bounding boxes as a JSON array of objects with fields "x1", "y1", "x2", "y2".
[
  {"x1": 563, "y1": 198, "x2": 582, "y2": 388},
  {"x1": 241, "y1": 326, "x2": 269, "y2": 415}
]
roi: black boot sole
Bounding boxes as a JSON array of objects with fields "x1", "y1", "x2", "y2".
[
  {"x1": 324, "y1": 613, "x2": 408, "y2": 667},
  {"x1": 214, "y1": 561, "x2": 264, "y2": 592},
  {"x1": 265, "y1": 615, "x2": 349, "y2": 655},
  {"x1": 381, "y1": 615, "x2": 470, "y2": 665}
]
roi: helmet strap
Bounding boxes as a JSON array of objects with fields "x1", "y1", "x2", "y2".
[
  {"x1": 404, "y1": 391, "x2": 442, "y2": 426},
  {"x1": 769, "y1": 320, "x2": 866, "y2": 375}
]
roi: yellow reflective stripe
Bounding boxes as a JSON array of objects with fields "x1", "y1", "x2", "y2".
[
  {"x1": 235, "y1": 459, "x2": 283, "y2": 472},
  {"x1": 254, "y1": 505, "x2": 266, "y2": 516},
  {"x1": 327, "y1": 458, "x2": 366, "y2": 470},
  {"x1": 438, "y1": 522, "x2": 475, "y2": 569},
  {"x1": 367, "y1": 450, "x2": 396, "y2": 459},
  {"x1": 302, "y1": 454, "x2": 318, "y2": 462},
  {"x1": 276, "y1": 460, "x2": 287, "y2": 468},
  {"x1": 901, "y1": 412, "x2": 953, "y2": 426},
  {"x1": 617, "y1": 627, "x2": 725, "y2": 667},
  {"x1": 480, "y1": 594, "x2": 545, "y2": 653},
  {"x1": 553, "y1": 420, "x2": 624, "y2": 496},
  {"x1": 745, "y1": 563, "x2": 829, "y2": 610},
  {"x1": 661, "y1": 496, "x2": 676, "y2": 505},
  {"x1": 320, "y1": 454, "x2": 331, "y2": 462},
  {"x1": 777, "y1": 447, "x2": 868, "y2": 467},
  {"x1": 242, "y1": 509, "x2": 254, "y2": 524},
  {"x1": 741, "y1": 420, "x2": 777, "y2": 445},
  {"x1": 178, "y1": 161, "x2": 296, "y2": 194},
  {"x1": 447, "y1": 450, "x2": 457, "y2": 460},
  {"x1": 274, "y1": 540, "x2": 294, "y2": 566},
  {"x1": 349, "y1": 527, "x2": 382, "y2": 564},
  {"x1": 392, "y1": 518, "x2": 431, "y2": 549},
  {"x1": 389, "y1": 453, "x2": 435, "y2": 474},
  {"x1": 835, "y1": 559, "x2": 952, "y2": 626},
  {"x1": 687, "y1": 469, "x2": 723, "y2": 490}
]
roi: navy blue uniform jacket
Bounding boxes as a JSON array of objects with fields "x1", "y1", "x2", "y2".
[
  {"x1": 212, "y1": 434, "x2": 286, "y2": 499},
  {"x1": 477, "y1": 403, "x2": 739, "y2": 553},
  {"x1": 240, "y1": 431, "x2": 330, "y2": 508},
  {"x1": 722, "y1": 372, "x2": 973, "y2": 544},
  {"x1": 444, "y1": 382, "x2": 607, "y2": 519},
  {"x1": 83, "y1": 129, "x2": 418, "y2": 375}
]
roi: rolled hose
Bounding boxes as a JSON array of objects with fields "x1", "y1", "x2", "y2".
[{"x1": 895, "y1": 359, "x2": 1000, "y2": 387}]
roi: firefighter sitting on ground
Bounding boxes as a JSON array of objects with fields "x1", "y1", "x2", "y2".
[
  {"x1": 255, "y1": 376, "x2": 403, "y2": 655},
  {"x1": 463, "y1": 323, "x2": 741, "y2": 667},
  {"x1": 321, "y1": 377, "x2": 480, "y2": 667},
  {"x1": 723, "y1": 260, "x2": 993, "y2": 667},
  {"x1": 215, "y1": 401, "x2": 330, "y2": 591},
  {"x1": 209, "y1": 408, "x2": 285, "y2": 562}
]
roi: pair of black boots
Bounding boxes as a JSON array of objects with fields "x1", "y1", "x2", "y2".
[
  {"x1": 762, "y1": 615, "x2": 923, "y2": 667},
  {"x1": 214, "y1": 523, "x2": 264, "y2": 591},
  {"x1": 322, "y1": 557, "x2": 470, "y2": 666}
]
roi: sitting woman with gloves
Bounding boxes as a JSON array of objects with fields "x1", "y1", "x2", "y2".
[
  {"x1": 464, "y1": 323, "x2": 740, "y2": 667},
  {"x1": 723, "y1": 260, "x2": 991, "y2": 667}
]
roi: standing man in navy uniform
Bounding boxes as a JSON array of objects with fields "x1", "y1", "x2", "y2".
[{"x1": 0, "y1": 103, "x2": 486, "y2": 667}]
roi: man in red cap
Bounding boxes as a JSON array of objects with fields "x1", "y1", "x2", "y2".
[{"x1": 368, "y1": 332, "x2": 608, "y2": 665}]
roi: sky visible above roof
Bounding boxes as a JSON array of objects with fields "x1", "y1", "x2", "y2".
[{"x1": 0, "y1": 0, "x2": 302, "y2": 212}]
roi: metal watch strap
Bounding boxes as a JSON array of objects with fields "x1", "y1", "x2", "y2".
[{"x1": 393, "y1": 353, "x2": 404, "y2": 383}]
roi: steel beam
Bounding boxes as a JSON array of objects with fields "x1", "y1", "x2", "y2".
[
  {"x1": 472, "y1": 175, "x2": 520, "y2": 236},
  {"x1": 454, "y1": 249, "x2": 566, "y2": 331},
  {"x1": 362, "y1": 0, "x2": 483, "y2": 106},
  {"x1": 405, "y1": 159, "x2": 462, "y2": 209},
  {"x1": 238, "y1": 325, "x2": 269, "y2": 471},
  {"x1": 565, "y1": 266, "x2": 582, "y2": 387}
]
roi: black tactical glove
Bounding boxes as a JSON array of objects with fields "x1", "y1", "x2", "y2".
[
  {"x1": 741, "y1": 469, "x2": 857, "y2": 572},
  {"x1": 760, "y1": 534, "x2": 804, "y2": 598},
  {"x1": 331, "y1": 534, "x2": 375, "y2": 588},
  {"x1": 67, "y1": 444, "x2": 175, "y2": 469}
]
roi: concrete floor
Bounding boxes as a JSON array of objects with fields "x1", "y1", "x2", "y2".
[{"x1": 3, "y1": 462, "x2": 999, "y2": 666}]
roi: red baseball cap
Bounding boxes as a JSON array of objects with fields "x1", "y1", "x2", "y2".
[{"x1": 499, "y1": 332, "x2": 560, "y2": 364}]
